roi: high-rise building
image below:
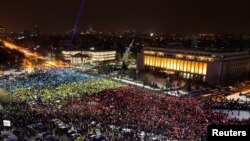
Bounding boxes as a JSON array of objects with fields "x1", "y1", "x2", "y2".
[
  {"x1": 0, "y1": 25, "x2": 6, "y2": 37},
  {"x1": 33, "y1": 25, "x2": 40, "y2": 36},
  {"x1": 137, "y1": 47, "x2": 250, "y2": 86}
]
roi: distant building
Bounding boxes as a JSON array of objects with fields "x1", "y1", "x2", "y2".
[
  {"x1": 0, "y1": 25, "x2": 6, "y2": 37},
  {"x1": 85, "y1": 25, "x2": 96, "y2": 34},
  {"x1": 137, "y1": 47, "x2": 250, "y2": 86},
  {"x1": 32, "y1": 25, "x2": 40, "y2": 36},
  {"x1": 62, "y1": 49, "x2": 116, "y2": 65}
]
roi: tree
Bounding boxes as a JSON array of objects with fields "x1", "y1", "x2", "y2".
[
  {"x1": 122, "y1": 46, "x2": 136, "y2": 69},
  {"x1": 122, "y1": 61, "x2": 128, "y2": 70}
]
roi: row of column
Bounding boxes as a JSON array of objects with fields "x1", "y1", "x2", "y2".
[{"x1": 144, "y1": 55, "x2": 207, "y2": 75}]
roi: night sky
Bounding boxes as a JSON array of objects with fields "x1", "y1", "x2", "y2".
[{"x1": 1, "y1": 0, "x2": 250, "y2": 33}]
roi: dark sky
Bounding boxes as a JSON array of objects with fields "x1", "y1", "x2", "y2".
[{"x1": 1, "y1": 0, "x2": 250, "y2": 33}]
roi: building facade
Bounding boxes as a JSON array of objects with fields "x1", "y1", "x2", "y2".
[
  {"x1": 62, "y1": 50, "x2": 116, "y2": 65},
  {"x1": 137, "y1": 47, "x2": 250, "y2": 86},
  {"x1": 0, "y1": 26, "x2": 6, "y2": 37}
]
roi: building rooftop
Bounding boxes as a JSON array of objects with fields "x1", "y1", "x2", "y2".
[
  {"x1": 144, "y1": 46, "x2": 249, "y2": 54},
  {"x1": 64, "y1": 49, "x2": 116, "y2": 52},
  {"x1": 143, "y1": 47, "x2": 250, "y2": 62}
]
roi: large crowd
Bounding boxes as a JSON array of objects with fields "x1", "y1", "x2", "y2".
[
  {"x1": 0, "y1": 68, "x2": 97, "y2": 89},
  {"x1": 1, "y1": 68, "x2": 123, "y2": 108},
  {"x1": 58, "y1": 87, "x2": 208, "y2": 140},
  {"x1": 0, "y1": 68, "x2": 250, "y2": 141},
  {"x1": 8, "y1": 79, "x2": 122, "y2": 108},
  {"x1": 2, "y1": 86, "x2": 249, "y2": 141}
]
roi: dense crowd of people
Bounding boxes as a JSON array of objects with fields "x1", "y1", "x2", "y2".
[
  {"x1": 2, "y1": 86, "x2": 249, "y2": 141},
  {"x1": 31, "y1": 87, "x2": 248, "y2": 140},
  {"x1": 9, "y1": 79, "x2": 122, "y2": 108},
  {"x1": 58, "y1": 87, "x2": 208, "y2": 140},
  {"x1": 201, "y1": 98, "x2": 250, "y2": 111},
  {"x1": 0, "y1": 69, "x2": 123, "y2": 110},
  {"x1": 1, "y1": 68, "x2": 250, "y2": 141},
  {"x1": 0, "y1": 68, "x2": 97, "y2": 89}
]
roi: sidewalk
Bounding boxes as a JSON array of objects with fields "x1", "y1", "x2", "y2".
[{"x1": 113, "y1": 77, "x2": 161, "y2": 91}]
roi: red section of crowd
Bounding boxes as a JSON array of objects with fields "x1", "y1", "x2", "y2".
[
  {"x1": 31, "y1": 86, "x2": 250, "y2": 140},
  {"x1": 60, "y1": 87, "x2": 209, "y2": 140}
]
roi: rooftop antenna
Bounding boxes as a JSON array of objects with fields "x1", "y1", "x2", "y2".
[{"x1": 68, "y1": 0, "x2": 86, "y2": 50}]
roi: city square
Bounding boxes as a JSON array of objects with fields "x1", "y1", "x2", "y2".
[{"x1": 1, "y1": 0, "x2": 250, "y2": 141}]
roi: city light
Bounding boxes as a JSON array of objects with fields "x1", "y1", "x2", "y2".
[
  {"x1": 2, "y1": 40, "x2": 42, "y2": 58},
  {"x1": 0, "y1": 1, "x2": 250, "y2": 140},
  {"x1": 0, "y1": 39, "x2": 67, "y2": 70}
]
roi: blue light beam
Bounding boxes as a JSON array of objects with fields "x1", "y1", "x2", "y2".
[{"x1": 68, "y1": 0, "x2": 86, "y2": 50}]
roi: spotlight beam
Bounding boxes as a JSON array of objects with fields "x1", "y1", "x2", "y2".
[{"x1": 68, "y1": 0, "x2": 86, "y2": 50}]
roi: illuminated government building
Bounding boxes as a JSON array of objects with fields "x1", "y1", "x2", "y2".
[
  {"x1": 137, "y1": 47, "x2": 250, "y2": 86},
  {"x1": 62, "y1": 49, "x2": 116, "y2": 65}
]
